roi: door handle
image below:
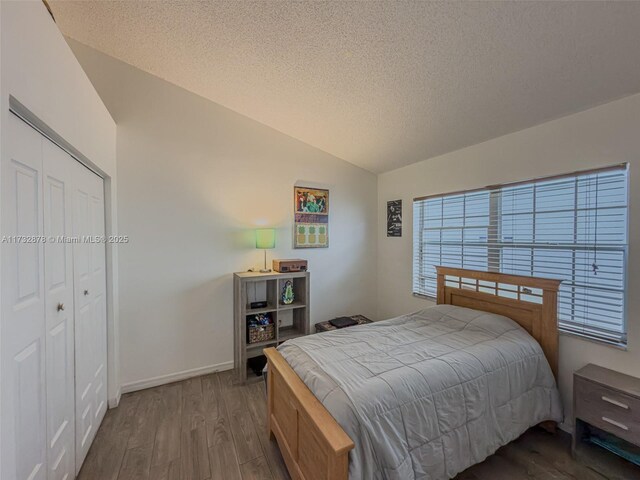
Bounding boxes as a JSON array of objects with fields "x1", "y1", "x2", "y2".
[
  {"x1": 84, "y1": 290, "x2": 89, "y2": 296},
  {"x1": 57, "y1": 303, "x2": 65, "y2": 312}
]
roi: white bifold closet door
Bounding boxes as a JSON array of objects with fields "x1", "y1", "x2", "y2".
[
  {"x1": 1, "y1": 114, "x2": 107, "y2": 480},
  {"x1": 42, "y1": 139, "x2": 77, "y2": 480},
  {"x1": 1, "y1": 113, "x2": 48, "y2": 480},
  {"x1": 72, "y1": 156, "x2": 108, "y2": 472}
]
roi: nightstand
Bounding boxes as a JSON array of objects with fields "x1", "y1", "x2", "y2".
[
  {"x1": 315, "y1": 314, "x2": 372, "y2": 333},
  {"x1": 573, "y1": 364, "x2": 640, "y2": 468}
]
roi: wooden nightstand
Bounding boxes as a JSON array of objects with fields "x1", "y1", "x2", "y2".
[
  {"x1": 573, "y1": 364, "x2": 640, "y2": 468},
  {"x1": 315, "y1": 315, "x2": 372, "y2": 333}
]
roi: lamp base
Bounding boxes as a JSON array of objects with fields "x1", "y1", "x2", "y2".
[{"x1": 260, "y1": 249, "x2": 272, "y2": 273}]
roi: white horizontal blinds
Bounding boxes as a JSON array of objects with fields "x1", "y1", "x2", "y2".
[
  {"x1": 499, "y1": 168, "x2": 628, "y2": 343},
  {"x1": 413, "y1": 190, "x2": 491, "y2": 296},
  {"x1": 413, "y1": 165, "x2": 629, "y2": 344}
]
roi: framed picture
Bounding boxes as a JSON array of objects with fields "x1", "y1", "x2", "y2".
[
  {"x1": 387, "y1": 199, "x2": 402, "y2": 237},
  {"x1": 294, "y1": 186, "x2": 329, "y2": 248}
]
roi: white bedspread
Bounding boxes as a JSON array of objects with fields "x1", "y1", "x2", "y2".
[{"x1": 278, "y1": 305, "x2": 562, "y2": 480}]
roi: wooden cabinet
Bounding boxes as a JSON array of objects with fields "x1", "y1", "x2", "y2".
[
  {"x1": 233, "y1": 271, "x2": 310, "y2": 384},
  {"x1": 573, "y1": 364, "x2": 640, "y2": 468}
]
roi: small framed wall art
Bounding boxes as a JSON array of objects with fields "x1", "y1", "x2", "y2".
[
  {"x1": 387, "y1": 199, "x2": 402, "y2": 237},
  {"x1": 294, "y1": 186, "x2": 329, "y2": 248}
]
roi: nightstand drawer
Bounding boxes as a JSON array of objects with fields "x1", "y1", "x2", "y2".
[{"x1": 575, "y1": 377, "x2": 640, "y2": 445}]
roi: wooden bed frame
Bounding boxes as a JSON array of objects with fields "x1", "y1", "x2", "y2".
[{"x1": 263, "y1": 267, "x2": 561, "y2": 480}]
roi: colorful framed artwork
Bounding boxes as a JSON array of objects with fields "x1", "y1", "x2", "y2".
[{"x1": 294, "y1": 186, "x2": 329, "y2": 248}]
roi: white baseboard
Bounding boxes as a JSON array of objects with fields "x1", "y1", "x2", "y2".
[{"x1": 121, "y1": 361, "x2": 234, "y2": 394}]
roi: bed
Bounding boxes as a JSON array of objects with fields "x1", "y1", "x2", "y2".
[{"x1": 263, "y1": 267, "x2": 563, "y2": 480}]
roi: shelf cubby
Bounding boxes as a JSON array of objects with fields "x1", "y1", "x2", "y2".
[
  {"x1": 278, "y1": 325, "x2": 305, "y2": 343},
  {"x1": 278, "y1": 301, "x2": 306, "y2": 311}
]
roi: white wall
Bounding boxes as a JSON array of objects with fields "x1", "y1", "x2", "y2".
[
  {"x1": 377, "y1": 93, "x2": 640, "y2": 428},
  {"x1": 67, "y1": 40, "x2": 378, "y2": 390},
  {"x1": 0, "y1": 2, "x2": 119, "y2": 403}
]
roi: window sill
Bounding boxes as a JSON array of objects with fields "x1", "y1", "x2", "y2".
[
  {"x1": 559, "y1": 329, "x2": 627, "y2": 351},
  {"x1": 413, "y1": 292, "x2": 437, "y2": 302}
]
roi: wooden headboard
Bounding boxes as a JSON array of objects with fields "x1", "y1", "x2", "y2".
[{"x1": 436, "y1": 266, "x2": 561, "y2": 379}]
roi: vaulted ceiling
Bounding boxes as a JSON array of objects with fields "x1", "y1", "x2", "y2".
[{"x1": 49, "y1": 1, "x2": 640, "y2": 173}]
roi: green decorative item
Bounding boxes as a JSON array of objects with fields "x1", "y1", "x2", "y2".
[{"x1": 281, "y1": 280, "x2": 294, "y2": 305}]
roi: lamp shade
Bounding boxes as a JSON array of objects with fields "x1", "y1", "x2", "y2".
[{"x1": 255, "y1": 228, "x2": 276, "y2": 249}]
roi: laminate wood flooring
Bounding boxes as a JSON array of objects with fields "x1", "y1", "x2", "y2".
[{"x1": 78, "y1": 371, "x2": 640, "y2": 480}]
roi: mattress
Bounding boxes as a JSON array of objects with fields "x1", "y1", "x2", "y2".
[{"x1": 277, "y1": 304, "x2": 563, "y2": 480}]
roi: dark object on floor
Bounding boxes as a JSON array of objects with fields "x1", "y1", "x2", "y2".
[
  {"x1": 248, "y1": 355, "x2": 267, "y2": 376},
  {"x1": 316, "y1": 314, "x2": 372, "y2": 333}
]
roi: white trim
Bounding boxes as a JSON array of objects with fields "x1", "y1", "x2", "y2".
[
  {"x1": 120, "y1": 361, "x2": 234, "y2": 394},
  {"x1": 9, "y1": 96, "x2": 106, "y2": 178},
  {"x1": 108, "y1": 388, "x2": 122, "y2": 409}
]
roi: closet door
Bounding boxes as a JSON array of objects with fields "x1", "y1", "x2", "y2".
[
  {"x1": 73, "y1": 163, "x2": 108, "y2": 470},
  {"x1": 42, "y1": 140, "x2": 77, "y2": 480},
  {"x1": 0, "y1": 115, "x2": 47, "y2": 480}
]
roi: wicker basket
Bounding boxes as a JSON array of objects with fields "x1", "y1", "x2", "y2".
[{"x1": 247, "y1": 323, "x2": 275, "y2": 344}]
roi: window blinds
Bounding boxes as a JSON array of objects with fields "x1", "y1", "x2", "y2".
[{"x1": 413, "y1": 165, "x2": 629, "y2": 345}]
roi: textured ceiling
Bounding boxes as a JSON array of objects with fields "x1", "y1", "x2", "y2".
[{"x1": 49, "y1": 1, "x2": 640, "y2": 173}]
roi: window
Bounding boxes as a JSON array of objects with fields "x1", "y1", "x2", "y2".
[{"x1": 413, "y1": 165, "x2": 629, "y2": 346}]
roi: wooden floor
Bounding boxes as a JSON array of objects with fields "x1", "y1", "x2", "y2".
[{"x1": 79, "y1": 370, "x2": 640, "y2": 480}]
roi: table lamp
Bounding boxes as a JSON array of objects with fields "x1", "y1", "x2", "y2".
[{"x1": 256, "y1": 228, "x2": 275, "y2": 273}]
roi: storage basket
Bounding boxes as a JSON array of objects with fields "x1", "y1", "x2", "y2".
[{"x1": 247, "y1": 323, "x2": 275, "y2": 344}]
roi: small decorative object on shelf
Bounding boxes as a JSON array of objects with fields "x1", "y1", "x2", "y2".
[
  {"x1": 281, "y1": 280, "x2": 294, "y2": 305},
  {"x1": 247, "y1": 313, "x2": 275, "y2": 344},
  {"x1": 273, "y1": 258, "x2": 308, "y2": 273}
]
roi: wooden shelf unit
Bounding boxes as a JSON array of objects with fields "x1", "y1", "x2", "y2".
[{"x1": 234, "y1": 271, "x2": 310, "y2": 384}]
